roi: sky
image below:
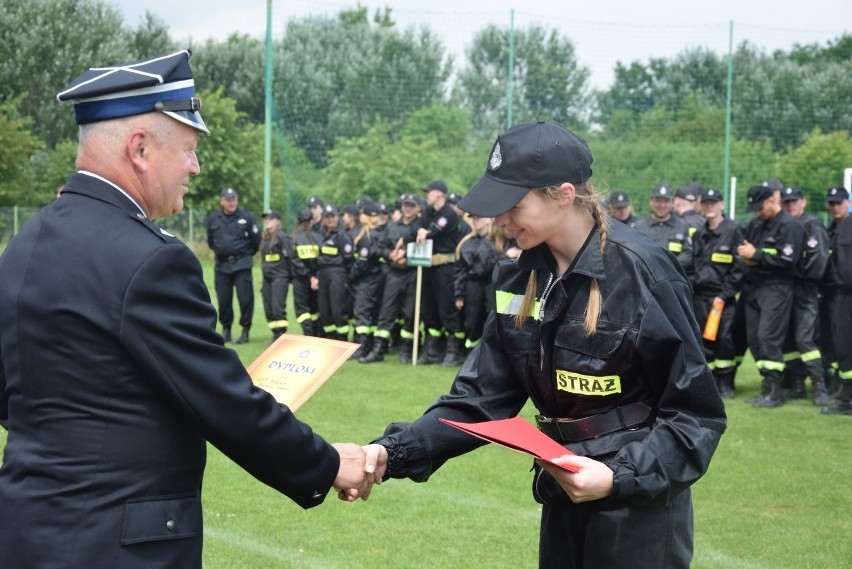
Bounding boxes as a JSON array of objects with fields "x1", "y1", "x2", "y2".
[{"x1": 114, "y1": 0, "x2": 851, "y2": 88}]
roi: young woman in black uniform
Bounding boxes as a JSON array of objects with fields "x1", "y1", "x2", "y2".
[{"x1": 364, "y1": 121, "x2": 726, "y2": 569}]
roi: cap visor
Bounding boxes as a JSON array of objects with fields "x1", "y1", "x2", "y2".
[
  {"x1": 458, "y1": 175, "x2": 531, "y2": 217},
  {"x1": 745, "y1": 201, "x2": 762, "y2": 212},
  {"x1": 163, "y1": 110, "x2": 210, "y2": 135}
]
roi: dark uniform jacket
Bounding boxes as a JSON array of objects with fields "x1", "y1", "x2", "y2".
[
  {"x1": 453, "y1": 234, "x2": 506, "y2": 299},
  {"x1": 205, "y1": 207, "x2": 261, "y2": 274},
  {"x1": 317, "y1": 225, "x2": 352, "y2": 270},
  {"x1": 376, "y1": 221, "x2": 726, "y2": 506},
  {"x1": 743, "y1": 210, "x2": 805, "y2": 283},
  {"x1": 292, "y1": 227, "x2": 321, "y2": 278},
  {"x1": 260, "y1": 229, "x2": 293, "y2": 279},
  {"x1": 634, "y1": 214, "x2": 693, "y2": 273},
  {"x1": 378, "y1": 217, "x2": 419, "y2": 271},
  {"x1": 418, "y1": 202, "x2": 461, "y2": 254},
  {"x1": 349, "y1": 230, "x2": 384, "y2": 283},
  {"x1": 827, "y1": 216, "x2": 852, "y2": 290},
  {"x1": 0, "y1": 173, "x2": 339, "y2": 568},
  {"x1": 691, "y1": 216, "x2": 746, "y2": 302},
  {"x1": 794, "y1": 212, "x2": 829, "y2": 283}
]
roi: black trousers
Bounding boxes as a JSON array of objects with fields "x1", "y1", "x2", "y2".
[
  {"x1": 291, "y1": 275, "x2": 318, "y2": 331},
  {"x1": 744, "y1": 282, "x2": 794, "y2": 376},
  {"x1": 539, "y1": 488, "x2": 693, "y2": 569},
  {"x1": 420, "y1": 263, "x2": 462, "y2": 336},
  {"x1": 214, "y1": 268, "x2": 254, "y2": 329},
  {"x1": 782, "y1": 281, "x2": 823, "y2": 381},
  {"x1": 463, "y1": 276, "x2": 492, "y2": 345},
  {"x1": 352, "y1": 271, "x2": 385, "y2": 334},
  {"x1": 693, "y1": 293, "x2": 737, "y2": 370},
  {"x1": 832, "y1": 291, "x2": 852, "y2": 376},
  {"x1": 375, "y1": 269, "x2": 416, "y2": 338},
  {"x1": 317, "y1": 266, "x2": 348, "y2": 335},
  {"x1": 261, "y1": 274, "x2": 290, "y2": 330}
]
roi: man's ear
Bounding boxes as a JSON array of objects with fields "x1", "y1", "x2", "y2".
[{"x1": 127, "y1": 128, "x2": 149, "y2": 172}]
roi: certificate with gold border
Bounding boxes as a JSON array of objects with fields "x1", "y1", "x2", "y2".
[{"x1": 247, "y1": 334, "x2": 358, "y2": 411}]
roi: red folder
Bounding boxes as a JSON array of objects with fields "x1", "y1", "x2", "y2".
[{"x1": 439, "y1": 416, "x2": 580, "y2": 472}]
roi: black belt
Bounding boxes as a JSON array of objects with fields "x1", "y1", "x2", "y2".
[
  {"x1": 536, "y1": 402, "x2": 652, "y2": 443},
  {"x1": 218, "y1": 253, "x2": 246, "y2": 263}
]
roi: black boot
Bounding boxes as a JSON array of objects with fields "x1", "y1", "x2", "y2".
[
  {"x1": 399, "y1": 339, "x2": 413, "y2": 364},
  {"x1": 417, "y1": 335, "x2": 443, "y2": 365},
  {"x1": 351, "y1": 334, "x2": 371, "y2": 359},
  {"x1": 301, "y1": 320, "x2": 315, "y2": 337},
  {"x1": 222, "y1": 327, "x2": 232, "y2": 343},
  {"x1": 715, "y1": 369, "x2": 736, "y2": 399},
  {"x1": 233, "y1": 327, "x2": 250, "y2": 345},
  {"x1": 269, "y1": 327, "x2": 286, "y2": 345},
  {"x1": 785, "y1": 376, "x2": 807, "y2": 400},
  {"x1": 442, "y1": 335, "x2": 466, "y2": 367},
  {"x1": 751, "y1": 373, "x2": 784, "y2": 408},
  {"x1": 821, "y1": 381, "x2": 852, "y2": 415},
  {"x1": 806, "y1": 360, "x2": 830, "y2": 406},
  {"x1": 360, "y1": 337, "x2": 388, "y2": 363}
]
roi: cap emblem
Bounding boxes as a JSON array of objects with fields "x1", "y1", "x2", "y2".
[{"x1": 489, "y1": 141, "x2": 503, "y2": 171}]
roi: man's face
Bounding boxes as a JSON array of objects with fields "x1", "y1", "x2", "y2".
[
  {"x1": 701, "y1": 199, "x2": 724, "y2": 220},
  {"x1": 310, "y1": 204, "x2": 323, "y2": 223},
  {"x1": 146, "y1": 120, "x2": 201, "y2": 219},
  {"x1": 672, "y1": 197, "x2": 694, "y2": 216},
  {"x1": 323, "y1": 214, "x2": 338, "y2": 231},
  {"x1": 219, "y1": 196, "x2": 238, "y2": 215},
  {"x1": 827, "y1": 200, "x2": 850, "y2": 222},
  {"x1": 782, "y1": 198, "x2": 806, "y2": 217},
  {"x1": 401, "y1": 202, "x2": 418, "y2": 221},
  {"x1": 650, "y1": 197, "x2": 672, "y2": 220},
  {"x1": 425, "y1": 189, "x2": 443, "y2": 208},
  {"x1": 756, "y1": 193, "x2": 781, "y2": 221},
  {"x1": 611, "y1": 205, "x2": 632, "y2": 222}
]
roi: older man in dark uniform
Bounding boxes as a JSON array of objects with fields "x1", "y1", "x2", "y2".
[
  {"x1": 205, "y1": 186, "x2": 260, "y2": 343},
  {"x1": 0, "y1": 51, "x2": 374, "y2": 569}
]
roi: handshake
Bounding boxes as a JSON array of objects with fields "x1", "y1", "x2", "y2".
[{"x1": 331, "y1": 443, "x2": 389, "y2": 502}]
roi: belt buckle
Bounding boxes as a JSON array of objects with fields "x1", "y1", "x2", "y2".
[{"x1": 227, "y1": 255, "x2": 236, "y2": 263}]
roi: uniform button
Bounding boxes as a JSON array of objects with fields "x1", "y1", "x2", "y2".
[{"x1": 166, "y1": 520, "x2": 176, "y2": 531}]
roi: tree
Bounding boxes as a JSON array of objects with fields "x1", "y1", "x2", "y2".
[
  {"x1": 273, "y1": 8, "x2": 451, "y2": 167},
  {"x1": 0, "y1": 0, "x2": 175, "y2": 149},
  {"x1": 776, "y1": 128, "x2": 852, "y2": 199},
  {"x1": 453, "y1": 24, "x2": 592, "y2": 139},
  {"x1": 0, "y1": 97, "x2": 42, "y2": 206},
  {"x1": 190, "y1": 87, "x2": 265, "y2": 215}
]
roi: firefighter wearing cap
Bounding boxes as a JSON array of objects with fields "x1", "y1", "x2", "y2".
[
  {"x1": 416, "y1": 180, "x2": 466, "y2": 367},
  {"x1": 316, "y1": 204, "x2": 353, "y2": 340},
  {"x1": 607, "y1": 191, "x2": 637, "y2": 228},
  {"x1": 778, "y1": 186, "x2": 831, "y2": 405},
  {"x1": 291, "y1": 207, "x2": 322, "y2": 336},
  {"x1": 737, "y1": 185, "x2": 805, "y2": 408},
  {"x1": 348, "y1": 203, "x2": 385, "y2": 359},
  {"x1": 259, "y1": 210, "x2": 293, "y2": 343},
  {"x1": 634, "y1": 184, "x2": 694, "y2": 274},
  {"x1": 821, "y1": 186, "x2": 852, "y2": 414},
  {"x1": 690, "y1": 187, "x2": 746, "y2": 398},
  {"x1": 366, "y1": 120, "x2": 725, "y2": 569},
  {"x1": 205, "y1": 188, "x2": 261, "y2": 344},
  {"x1": 361, "y1": 194, "x2": 422, "y2": 363},
  {"x1": 674, "y1": 184, "x2": 705, "y2": 238},
  {"x1": 0, "y1": 50, "x2": 367, "y2": 568}
]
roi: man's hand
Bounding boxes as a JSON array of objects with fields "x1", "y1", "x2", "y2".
[
  {"x1": 737, "y1": 240, "x2": 757, "y2": 266},
  {"x1": 363, "y1": 443, "x2": 388, "y2": 483},
  {"x1": 331, "y1": 443, "x2": 373, "y2": 502}
]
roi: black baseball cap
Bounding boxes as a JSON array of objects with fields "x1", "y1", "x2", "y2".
[
  {"x1": 701, "y1": 188, "x2": 723, "y2": 202},
  {"x1": 675, "y1": 185, "x2": 699, "y2": 202},
  {"x1": 307, "y1": 196, "x2": 324, "y2": 207},
  {"x1": 746, "y1": 185, "x2": 775, "y2": 212},
  {"x1": 323, "y1": 204, "x2": 339, "y2": 216},
  {"x1": 827, "y1": 186, "x2": 850, "y2": 202},
  {"x1": 608, "y1": 190, "x2": 631, "y2": 208},
  {"x1": 400, "y1": 193, "x2": 418, "y2": 205},
  {"x1": 297, "y1": 207, "x2": 313, "y2": 222},
  {"x1": 220, "y1": 187, "x2": 237, "y2": 199},
  {"x1": 262, "y1": 209, "x2": 281, "y2": 219},
  {"x1": 651, "y1": 184, "x2": 674, "y2": 199},
  {"x1": 362, "y1": 202, "x2": 380, "y2": 216},
  {"x1": 342, "y1": 204, "x2": 359, "y2": 217},
  {"x1": 421, "y1": 180, "x2": 448, "y2": 193},
  {"x1": 762, "y1": 178, "x2": 785, "y2": 191},
  {"x1": 458, "y1": 121, "x2": 593, "y2": 217},
  {"x1": 781, "y1": 186, "x2": 804, "y2": 202}
]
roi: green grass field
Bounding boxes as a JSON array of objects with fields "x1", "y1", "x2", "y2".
[{"x1": 1, "y1": 260, "x2": 850, "y2": 568}]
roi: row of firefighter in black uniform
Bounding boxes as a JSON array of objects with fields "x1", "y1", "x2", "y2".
[
  {"x1": 245, "y1": 180, "x2": 522, "y2": 368},
  {"x1": 605, "y1": 180, "x2": 852, "y2": 416},
  {"x1": 208, "y1": 179, "x2": 852, "y2": 416}
]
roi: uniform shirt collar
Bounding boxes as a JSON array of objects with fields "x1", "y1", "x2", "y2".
[{"x1": 77, "y1": 170, "x2": 146, "y2": 218}]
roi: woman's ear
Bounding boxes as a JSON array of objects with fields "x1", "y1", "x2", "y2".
[{"x1": 558, "y1": 182, "x2": 576, "y2": 207}]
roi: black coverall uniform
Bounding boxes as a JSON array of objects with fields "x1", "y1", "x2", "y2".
[
  {"x1": 634, "y1": 214, "x2": 694, "y2": 274},
  {"x1": 374, "y1": 222, "x2": 726, "y2": 569},
  {"x1": 417, "y1": 202, "x2": 464, "y2": 364},
  {"x1": 453, "y1": 233, "x2": 506, "y2": 348},
  {"x1": 823, "y1": 215, "x2": 852, "y2": 410},
  {"x1": 205, "y1": 208, "x2": 261, "y2": 336},
  {"x1": 365, "y1": 217, "x2": 419, "y2": 363},
  {"x1": 742, "y1": 210, "x2": 805, "y2": 405},
  {"x1": 291, "y1": 227, "x2": 321, "y2": 336},
  {"x1": 349, "y1": 230, "x2": 385, "y2": 357},
  {"x1": 259, "y1": 229, "x2": 293, "y2": 341},
  {"x1": 690, "y1": 216, "x2": 746, "y2": 396},
  {"x1": 782, "y1": 212, "x2": 830, "y2": 401},
  {"x1": 316, "y1": 226, "x2": 352, "y2": 340}
]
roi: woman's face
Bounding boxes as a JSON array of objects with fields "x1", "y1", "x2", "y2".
[{"x1": 494, "y1": 189, "x2": 564, "y2": 250}]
